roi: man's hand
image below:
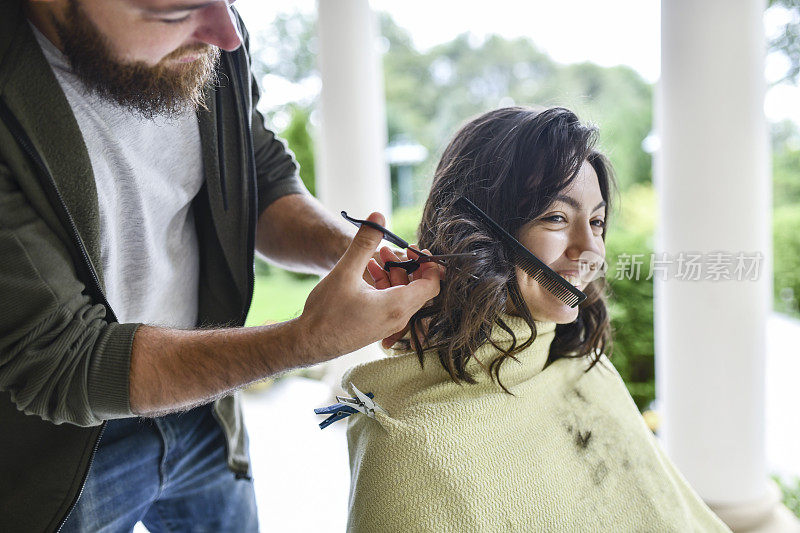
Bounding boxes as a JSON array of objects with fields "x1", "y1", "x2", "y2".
[
  {"x1": 367, "y1": 246, "x2": 435, "y2": 348},
  {"x1": 129, "y1": 211, "x2": 440, "y2": 417},
  {"x1": 296, "y1": 213, "x2": 442, "y2": 359},
  {"x1": 363, "y1": 248, "x2": 398, "y2": 286}
]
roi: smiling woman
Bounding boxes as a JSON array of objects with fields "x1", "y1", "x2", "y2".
[
  {"x1": 404, "y1": 106, "x2": 615, "y2": 389},
  {"x1": 514, "y1": 161, "x2": 607, "y2": 322},
  {"x1": 341, "y1": 106, "x2": 732, "y2": 532}
]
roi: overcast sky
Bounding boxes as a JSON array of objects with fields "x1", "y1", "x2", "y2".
[{"x1": 235, "y1": 0, "x2": 800, "y2": 126}]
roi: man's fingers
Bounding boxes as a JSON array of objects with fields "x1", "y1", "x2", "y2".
[
  {"x1": 367, "y1": 258, "x2": 391, "y2": 290},
  {"x1": 375, "y1": 246, "x2": 404, "y2": 269},
  {"x1": 379, "y1": 246, "x2": 401, "y2": 264},
  {"x1": 404, "y1": 254, "x2": 444, "y2": 302},
  {"x1": 364, "y1": 251, "x2": 384, "y2": 287},
  {"x1": 338, "y1": 212, "x2": 386, "y2": 278},
  {"x1": 379, "y1": 269, "x2": 442, "y2": 317},
  {"x1": 379, "y1": 247, "x2": 410, "y2": 287},
  {"x1": 411, "y1": 248, "x2": 445, "y2": 281},
  {"x1": 411, "y1": 261, "x2": 443, "y2": 282}
]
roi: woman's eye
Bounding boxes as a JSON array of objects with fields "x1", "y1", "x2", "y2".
[{"x1": 541, "y1": 215, "x2": 605, "y2": 229}]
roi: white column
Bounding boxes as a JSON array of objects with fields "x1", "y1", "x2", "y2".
[
  {"x1": 315, "y1": 0, "x2": 390, "y2": 220},
  {"x1": 315, "y1": 0, "x2": 390, "y2": 394},
  {"x1": 657, "y1": 1, "x2": 797, "y2": 530}
]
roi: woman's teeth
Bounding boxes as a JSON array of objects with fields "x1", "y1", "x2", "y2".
[{"x1": 562, "y1": 274, "x2": 581, "y2": 287}]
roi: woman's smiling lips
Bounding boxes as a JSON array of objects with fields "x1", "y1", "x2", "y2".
[{"x1": 556, "y1": 270, "x2": 582, "y2": 288}]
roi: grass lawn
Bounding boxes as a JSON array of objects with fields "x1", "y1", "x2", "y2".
[{"x1": 245, "y1": 269, "x2": 320, "y2": 327}]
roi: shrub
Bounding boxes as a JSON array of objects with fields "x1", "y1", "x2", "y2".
[
  {"x1": 389, "y1": 204, "x2": 425, "y2": 244},
  {"x1": 774, "y1": 205, "x2": 800, "y2": 317},
  {"x1": 605, "y1": 184, "x2": 656, "y2": 410}
]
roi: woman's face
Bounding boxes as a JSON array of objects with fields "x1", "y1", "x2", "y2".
[{"x1": 515, "y1": 160, "x2": 606, "y2": 323}]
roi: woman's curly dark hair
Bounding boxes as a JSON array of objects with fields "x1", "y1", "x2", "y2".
[{"x1": 403, "y1": 106, "x2": 617, "y2": 391}]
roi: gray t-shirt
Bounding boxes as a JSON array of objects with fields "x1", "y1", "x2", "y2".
[{"x1": 34, "y1": 27, "x2": 203, "y2": 329}]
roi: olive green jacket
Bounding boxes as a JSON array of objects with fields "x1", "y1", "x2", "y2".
[{"x1": 0, "y1": 2, "x2": 306, "y2": 531}]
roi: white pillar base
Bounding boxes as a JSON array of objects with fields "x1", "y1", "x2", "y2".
[{"x1": 709, "y1": 482, "x2": 800, "y2": 532}]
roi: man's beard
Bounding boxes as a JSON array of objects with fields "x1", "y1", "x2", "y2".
[{"x1": 52, "y1": 0, "x2": 220, "y2": 118}]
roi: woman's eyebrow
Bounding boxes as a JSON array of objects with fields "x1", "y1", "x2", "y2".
[{"x1": 553, "y1": 195, "x2": 606, "y2": 212}]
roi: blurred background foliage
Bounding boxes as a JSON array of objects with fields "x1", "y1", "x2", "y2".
[
  {"x1": 246, "y1": 7, "x2": 800, "y2": 412},
  {"x1": 767, "y1": 0, "x2": 800, "y2": 85}
]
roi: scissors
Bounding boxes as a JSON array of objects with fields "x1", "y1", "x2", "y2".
[{"x1": 341, "y1": 211, "x2": 478, "y2": 277}]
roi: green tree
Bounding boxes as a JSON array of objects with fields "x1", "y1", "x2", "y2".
[
  {"x1": 250, "y1": 11, "x2": 317, "y2": 83},
  {"x1": 540, "y1": 63, "x2": 653, "y2": 189},
  {"x1": 280, "y1": 104, "x2": 316, "y2": 195},
  {"x1": 378, "y1": 14, "x2": 654, "y2": 191},
  {"x1": 774, "y1": 205, "x2": 800, "y2": 316},
  {"x1": 249, "y1": 11, "x2": 655, "y2": 195},
  {"x1": 604, "y1": 185, "x2": 658, "y2": 409},
  {"x1": 772, "y1": 120, "x2": 800, "y2": 208}
]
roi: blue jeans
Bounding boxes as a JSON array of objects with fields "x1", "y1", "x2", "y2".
[{"x1": 61, "y1": 405, "x2": 258, "y2": 532}]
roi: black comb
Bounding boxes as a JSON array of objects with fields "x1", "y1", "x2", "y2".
[{"x1": 456, "y1": 196, "x2": 587, "y2": 308}]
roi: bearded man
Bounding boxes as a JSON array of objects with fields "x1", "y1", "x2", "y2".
[{"x1": 0, "y1": 1, "x2": 441, "y2": 531}]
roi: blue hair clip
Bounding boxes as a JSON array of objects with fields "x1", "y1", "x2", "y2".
[{"x1": 314, "y1": 384, "x2": 386, "y2": 429}]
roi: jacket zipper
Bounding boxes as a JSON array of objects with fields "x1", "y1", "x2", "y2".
[
  {"x1": 225, "y1": 51, "x2": 257, "y2": 323},
  {"x1": 0, "y1": 100, "x2": 114, "y2": 533},
  {"x1": 54, "y1": 424, "x2": 105, "y2": 533},
  {"x1": 0, "y1": 105, "x2": 117, "y2": 321},
  {"x1": 215, "y1": 82, "x2": 229, "y2": 212}
]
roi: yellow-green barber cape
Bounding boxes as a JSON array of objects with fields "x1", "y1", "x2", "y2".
[{"x1": 343, "y1": 315, "x2": 730, "y2": 533}]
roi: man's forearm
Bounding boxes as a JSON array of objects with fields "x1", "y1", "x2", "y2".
[
  {"x1": 128, "y1": 212, "x2": 442, "y2": 418},
  {"x1": 129, "y1": 319, "x2": 313, "y2": 416},
  {"x1": 256, "y1": 193, "x2": 353, "y2": 274}
]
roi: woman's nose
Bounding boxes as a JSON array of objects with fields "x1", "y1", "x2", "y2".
[
  {"x1": 565, "y1": 221, "x2": 604, "y2": 261},
  {"x1": 193, "y1": 2, "x2": 243, "y2": 52}
]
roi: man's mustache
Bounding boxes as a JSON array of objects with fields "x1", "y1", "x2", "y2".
[{"x1": 162, "y1": 44, "x2": 216, "y2": 63}]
